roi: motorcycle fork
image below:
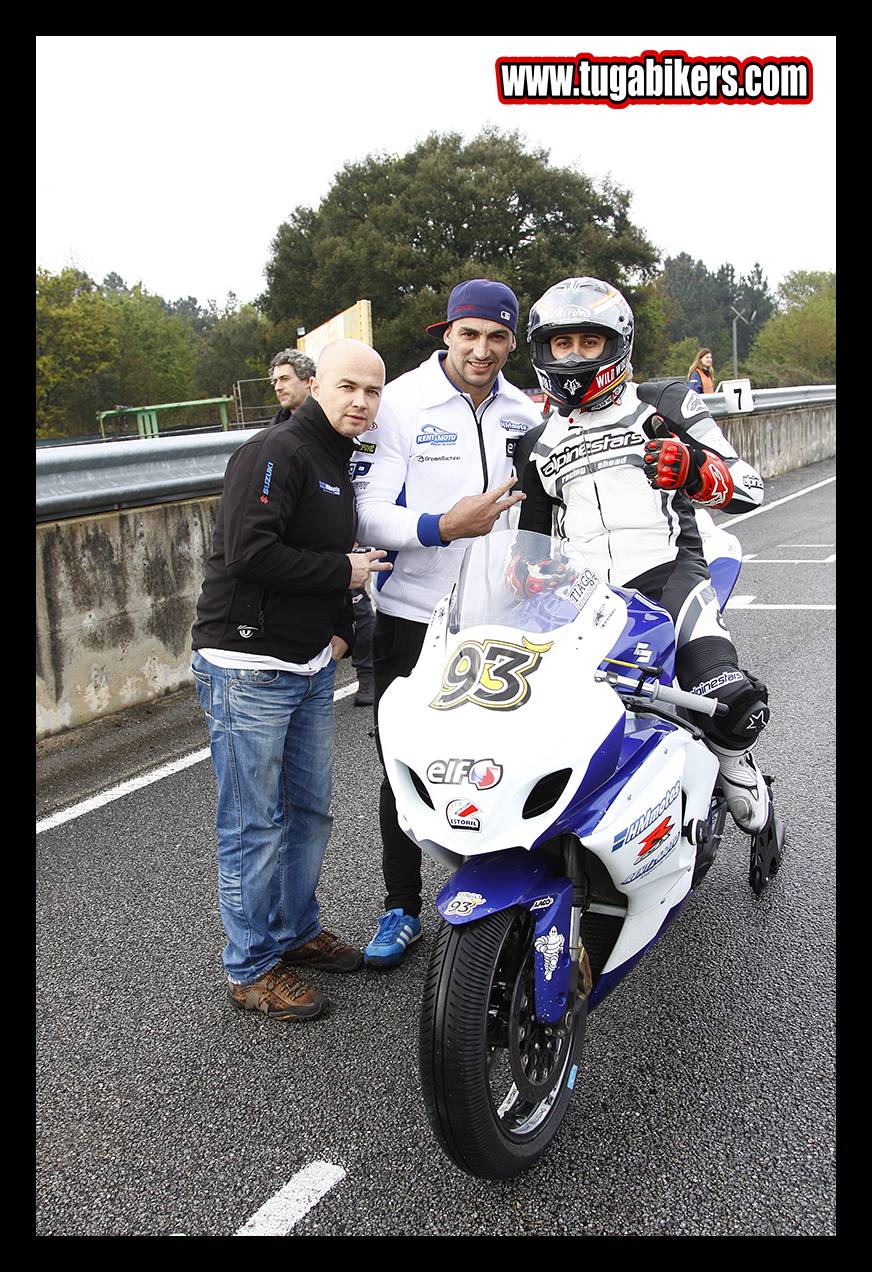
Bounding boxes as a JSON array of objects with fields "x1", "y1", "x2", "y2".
[{"x1": 558, "y1": 835, "x2": 593, "y2": 1005}]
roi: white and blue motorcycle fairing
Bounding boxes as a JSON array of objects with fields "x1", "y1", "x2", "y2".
[{"x1": 379, "y1": 519, "x2": 742, "y2": 1023}]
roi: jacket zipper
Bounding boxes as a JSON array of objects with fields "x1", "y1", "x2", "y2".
[{"x1": 463, "y1": 392, "x2": 496, "y2": 493}]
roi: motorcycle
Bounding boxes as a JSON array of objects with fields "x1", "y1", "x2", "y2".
[{"x1": 377, "y1": 518, "x2": 784, "y2": 1180}]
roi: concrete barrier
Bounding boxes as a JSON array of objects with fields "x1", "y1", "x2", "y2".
[
  {"x1": 35, "y1": 402, "x2": 835, "y2": 739},
  {"x1": 719, "y1": 403, "x2": 836, "y2": 479},
  {"x1": 37, "y1": 498, "x2": 220, "y2": 738}
]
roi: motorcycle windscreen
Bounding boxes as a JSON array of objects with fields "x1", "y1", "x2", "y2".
[{"x1": 447, "y1": 530, "x2": 602, "y2": 637}]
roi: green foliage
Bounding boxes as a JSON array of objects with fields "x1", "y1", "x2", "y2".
[
  {"x1": 191, "y1": 295, "x2": 271, "y2": 397},
  {"x1": 746, "y1": 270, "x2": 836, "y2": 385},
  {"x1": 655, "y1": 336, "x2": 704, "y2": 381},
  {"x1": 641, "y1": 258, "x2": 836, "y2": 388},
  {"x1": 656, "y1": 253, "x2": 774, "y2": 370},
  {"x1": 95, "y1": 282, "x2": 198, "y2": 411},
  {"x1": 37, "y1": 267, "x2": 118, "y2": 437},
  {"x1": 260, "y1": 126, "x2": 660, "y2": 383},
  {"x1": 35, "y1": 273, "x2": 282, "y2": 438}
]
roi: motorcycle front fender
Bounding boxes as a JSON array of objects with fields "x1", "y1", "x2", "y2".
[{"x1": 436, "y1": 848, "x2": 574, "y2": 1025}]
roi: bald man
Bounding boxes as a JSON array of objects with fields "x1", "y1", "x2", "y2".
[{"x1": 192, "y1": 338, "x2": 391, "y2": 1022}]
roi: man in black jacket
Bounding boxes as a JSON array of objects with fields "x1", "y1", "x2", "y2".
[
  {"x1": 268, "y1": 348, "x2": 316, "y2": 422},
  {"x1": 192, "y1": 339, "x2": 391, "y2": 1021}
]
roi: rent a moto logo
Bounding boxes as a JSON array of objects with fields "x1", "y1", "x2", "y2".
[{"x1": 417, "y1": 424, "x2": 458, "y2": 445}]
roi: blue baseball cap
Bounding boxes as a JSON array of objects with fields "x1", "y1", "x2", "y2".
[{"x1": 426, "y1": 278, "x2": 520, "y2": 338}]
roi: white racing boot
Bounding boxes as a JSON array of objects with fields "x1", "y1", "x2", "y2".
[{"x1": 710, "y1": 744, "x2": 771, "y2": 834}]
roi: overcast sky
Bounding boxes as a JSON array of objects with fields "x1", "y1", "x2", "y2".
[{"x1": 36, "y1": 35, "x2": 836, "y2": 311}]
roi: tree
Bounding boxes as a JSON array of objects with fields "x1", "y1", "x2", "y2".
[
  {"x1": 192, "y1": 294, "x2": 279, "y2": 400},
  {"x1": 260, "y1": 127, "x2": 660, "y2": 383},
  {"x1": 36, "y1": 270, "x2": 208, "y2": 436},
  {"x1": 747, "y1": 270, "x2": 835, "y2": 385},
  {"x1": 99, "y1": 281, "x2": 199, "y2": 408},
  {"x1": 36, "y1": 267, "x2": 118, "y2": 437},
  {"x1": 654, "y1": 335, "x2": 705, "y2": 381},
  {"x1": 658, "y1": 253, "x2": 774, "y2": 370}
]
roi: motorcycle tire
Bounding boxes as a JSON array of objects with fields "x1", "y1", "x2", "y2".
[{"x1": 419, "y1": 904, "x2": 587, "y2": 1180}]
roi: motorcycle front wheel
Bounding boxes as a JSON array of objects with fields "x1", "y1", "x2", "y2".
[{"x1": 419, "y1": 905, "x2": 586, "y2": 1180}]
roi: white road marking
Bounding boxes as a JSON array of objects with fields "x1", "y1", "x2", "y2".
[
  {"x1": 740, "y1": 555, "x2": 835, "y2": 564},
  {"x1": 720, "y1": 477, "x2": 836, "y2": 611},
  {"x1": 727, "y1": 595, "x2": 838, "y2": 610},
  {"x1": 36, "y1": 681, "x2": 363, "y2": 834},
  {"x1": 236, "y1": 1161, "x2": 346, "y2": 1236},
  {"x1": 720, "y1": 475, "x2": 834, "y2": 525}
]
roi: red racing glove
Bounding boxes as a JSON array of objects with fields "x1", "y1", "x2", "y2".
[
  {"x1": 643, "y1": 435, "x2": 692, "y2": 489},
  {"x1": 507, "y1": 556, "x2": 577, "y2": 599},
  {"x1": 643, "y1": 429, "x2": 735, "y2": 508}
]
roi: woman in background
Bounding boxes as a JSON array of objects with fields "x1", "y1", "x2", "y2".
[{"x1": 688, "y1": 348, "x2": 714, "y2": 394}]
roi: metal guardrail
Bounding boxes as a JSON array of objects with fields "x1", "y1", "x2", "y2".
[
  {"x1": 36, "y1": 429, "x2": 264, "y2": 521},
  {"x1": 702, "y1": 384, "x2": 836, "y2": 416},
  {"x1": 35, "y1": 385, "x2": 836, "y2": 522}
]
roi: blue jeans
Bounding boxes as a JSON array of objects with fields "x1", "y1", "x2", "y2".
[{"x1": 192, "y1": 651, "x2": 336, "y2": 984}]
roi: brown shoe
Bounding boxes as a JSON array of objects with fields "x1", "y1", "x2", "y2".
[
  {"x1": 354, "y1": 679, "x2": 374, "y2": 707},
  {"x1": 283, "y1": 929, "x2": 364, "y2": 972},
  {"x1": 228, "y1": 963, "x2": 329, "y2": 1020}
]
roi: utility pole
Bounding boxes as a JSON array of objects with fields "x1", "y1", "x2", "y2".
[{"x1": 731, "y1": 306, "x2": 757, "y2": 380}]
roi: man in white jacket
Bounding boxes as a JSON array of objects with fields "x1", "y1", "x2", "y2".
[{"x1": 353, "y1": 279, "x2": 542, "y2": 965}]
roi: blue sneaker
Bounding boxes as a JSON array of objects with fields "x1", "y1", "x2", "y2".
[{"x1": 365, "y1": 909, "x2": 422, "y2": 967}]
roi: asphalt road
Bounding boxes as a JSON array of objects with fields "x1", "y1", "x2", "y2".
[{"x1": 36, "y1": 456, "x2": 836, "y2": 1236}]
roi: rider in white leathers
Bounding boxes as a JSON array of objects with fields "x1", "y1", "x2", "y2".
[{"x1": 512, "y1": 277, "x2": 771, "y2": 834}]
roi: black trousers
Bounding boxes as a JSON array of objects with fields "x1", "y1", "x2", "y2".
[
  {"x1": 372, "y1": 611, "x2": 428, "y2": 917},
  {"x1": 626, "y1": 554, "x2": 769, "y2": 749}
]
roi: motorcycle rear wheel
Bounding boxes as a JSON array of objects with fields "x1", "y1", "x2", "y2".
[{"x1": 419, "y1": 905, "x2": 586, "y2": 1180}]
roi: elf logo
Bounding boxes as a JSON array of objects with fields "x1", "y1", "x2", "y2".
[{"x1": 426, "y1": 758, "x2": 503, "y2": 789}]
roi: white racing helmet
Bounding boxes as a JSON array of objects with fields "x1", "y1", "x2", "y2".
[{"x1": 528, "y1": 277, "x2": 634, "y2": 411}]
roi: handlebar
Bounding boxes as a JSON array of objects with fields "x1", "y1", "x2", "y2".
[{"x1": 595, "y1": 670, "x2": 729, "y2": 718}]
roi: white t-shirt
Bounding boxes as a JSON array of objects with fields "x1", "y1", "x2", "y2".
[{"x1": 195, "y1": 643, "x2": 333, "y2": 675}]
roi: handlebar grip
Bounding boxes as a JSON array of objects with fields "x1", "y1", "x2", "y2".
[
  {"x1": 649, "y1": 683, "x2": 728, "y2": 718},
  {"x1": 598, "y1": 671, "x2": 728, "y2": 719}
]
